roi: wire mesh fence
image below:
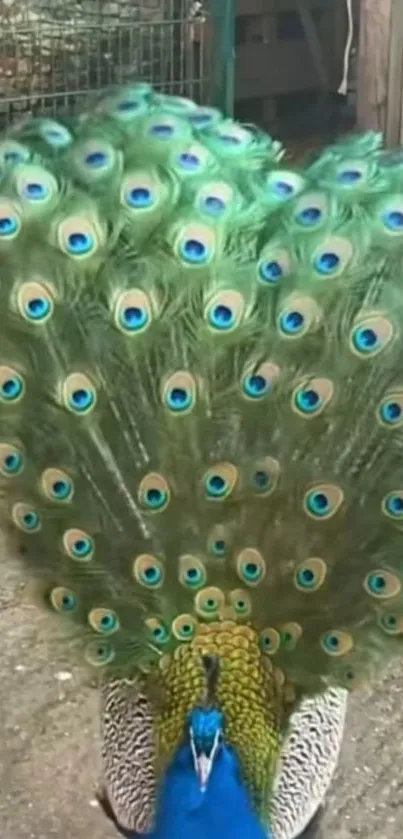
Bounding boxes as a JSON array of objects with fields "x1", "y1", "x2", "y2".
[{"x1": 0, "y1": 0, "x2": 210, "y2": 127}]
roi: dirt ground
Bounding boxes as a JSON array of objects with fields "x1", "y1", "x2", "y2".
[{"x1": 1, "y1": 530, "x2": 403, "y2": 839}]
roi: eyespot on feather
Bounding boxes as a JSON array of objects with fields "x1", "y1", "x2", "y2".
[
  {"x1": 205, "y1": 289, "x2": 246, "y2": 333},
  {"x1": 0, "y1": 366, "x2": 25, "y2": 403},
  {"x1": 173, "y1": 221, "x2": 217, "y2": 267},
  {"x1": 17, "y1": 281, "x2": 55, "y2": 324},
  {"x1": 304, "y1": 483, "x2": 344, "y2": 520},
  {"x1": 241, "y1": 361, "x2": 280, "y2": 400},
  {"x1": 382, "y1": 491, "x2": 403, "y2": 520},
  {"x1": 250, "y1": 456, "x2": 280, "y2": 496},
  {"x1": 0, "y1": 199, "x2": 21, "y2": 241},
  {"x1": 88, "y1": 608, "x2": 120, "y2": 635},
  {"x1": 228, "y1": 589, "x2": 252, "y2": 619},
  {"x1": 364, "y1": 569, "x2": 401, "y2": 599},
  {"x1": 257, "y1": 246, "x2": 292, "y2": 286},
  {"x1": 121, "y1": 169, "x2": 170, "y2": 212},
  {"x1": 145, "y1": 617, "x2": 171, "y2": 645},
  {"x1": 378, "y1": 199, "x2": 403, "y2": 235},
  {"x1": 277, "y1": 294, "x2": 321, "y2": 339},
  {"x1": 350, "y1": 313, "x2": 394, "y2": 357},
  {"x1": 294, "y1": 191, "x2": 329, "y2": 229},
  {"x1": 292, "y1": 377, "x2": 334, "y2": 418},
  {"x1": 294, "y1": 557, "x2": 327, "y2": 592},
  {"x1": 63, "y1": 528, "x2": 94, "y2": 561},
  {"x1": 38, "y1": 120, "x2": 72, "y2": 148},
  {"x1": 236, "y1": 548, "x2": 266, "y2": 587},
  {"x1": 279, "y1": 622, "x2": 302, "y2": 650},
  {"x1": 321, "y1": 630, "x2": 353, "y2": 657},
  {"x1": 162, "y1": 371, "x2": 197, "y2": 415},
  {"x1": 138, "y1": 473, "x2": 170, "y2": 512},
  {"x1": 378, "y1": 612, "x2": 403, "y2": 636},
  {"x1": 12, "y1": 502, "x2": 41, "y2": 533},
  {"x1": 207, "y1": 122, "x2": 253, "y2": 155},
  {"x1": 0, "y1": 443, "x2": 24, "y2": 477},
  {"x1": 41, "y1": 468, "x2": 74, "y2": 503},
  {"x1": 55, "y1": 213, "x2": 106, "y2": 259},
  {"x1": 133, "y1": 554, "x2": 164, "y2": 588},
  {"x1": 203, "y1": 462, "x2": 238, "y2": 501},
  {"x1": 49, "y1": 586, "x2": 78, "y2": 614},
  {"x1": 154, "y1": 94, "x2": 196, "y2": 112},
  {"x1": 334, "y1": 159, "x2": 370, "y2": 187},
  {"x1": 171, "y1": 142, "x2": 215, "y2": 177},
  {"x1": 0, "y1": 140, "x2": 31, "y2": 167},
  {"x1": 143, "y1": 113, "x2": 192, "y2": 142},
  {"x1": 99, "y1": 88, "x2": 149, "y2": 122},
  {"x1": 311, "y1": 236, "x2": 354, "y2": 278},
  {"x1": 113, "y1": 289, "x2": 153, "y2": 335},
  {"x1": 13, "y1": 164, "x2": 60, "y2": 214},
  {"x1": 194, "y1": 587, "x2": 225, "y2": 619},
  {"x1": 377, "y1": 390, "x2": 403, "y2": 427},
  {"x1": 260, "y1": 627, "x2": 280, "y2": 656},
  {"x1": 85, "y1": 640, "x2": 115, "y2": 667},
  {"x1": 172, "y1": 614, "x2": 198, "y2": 641},
  {"x1": 71, "y1": 139, "x2": 120, "y2": 183},
  {"x1": 207, "y1": 525, "x2": 230, "y2": 558},
  {"x1": 178, "y1": 555, "x2": 207, "y2": 590},
  {"x1": 196, "y1": 181, "x2": 235, "y2": 219},
  {"x1": 61, "y1": 373, "x2": 97, "y2": 415},
  {"x1": 264, "y1": 170, "x2": 305, "y2": 203},
  {"x1": 188, "y1": 107, "x2": 223, "y2": 130}
]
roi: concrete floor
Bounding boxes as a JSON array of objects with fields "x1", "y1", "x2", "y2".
[{"x1": 1, "y1": 532, "x2": 403, "y2": 839}]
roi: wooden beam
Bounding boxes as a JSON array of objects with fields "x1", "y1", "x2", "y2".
[
  {"x1": 295, "y1": 0, "x2": 329, "y2": 90},
  {"x1": 356, "y1": 0, "x2": 392, "y2": 134}
]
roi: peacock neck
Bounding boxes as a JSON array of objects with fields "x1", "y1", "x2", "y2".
[{"x1": 148, "y1": 741, "x2": 273, "y2": 839}]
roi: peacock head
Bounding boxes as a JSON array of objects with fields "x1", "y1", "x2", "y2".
[{"x1": 188, "y1": 706, "x2": 224, "y2": 791}]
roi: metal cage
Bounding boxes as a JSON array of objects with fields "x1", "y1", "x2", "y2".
[{"x1": 0, "y1": 0, "x2": 233, "y2": 127}]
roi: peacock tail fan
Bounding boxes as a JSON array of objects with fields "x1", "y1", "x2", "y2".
[{"x1": 2, "y1": 82, "x2": 403, "y2": 823}]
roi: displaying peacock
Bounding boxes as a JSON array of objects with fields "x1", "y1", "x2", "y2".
[{"x1": 1, "y1": 81, "x2": 402, "y2": 838}]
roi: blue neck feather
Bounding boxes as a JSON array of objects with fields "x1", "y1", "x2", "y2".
[{"x1": 142, "y1": 742, "x2": 272, "y2": 839}]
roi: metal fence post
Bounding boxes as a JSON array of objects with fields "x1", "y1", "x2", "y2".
[{"x1": 206, "y1": 0, "x2": 235, "y2": 116}]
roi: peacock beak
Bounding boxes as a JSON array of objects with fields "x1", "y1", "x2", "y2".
[{"x1": 193, "y1": 752, "x2": 214, "y2": 793}]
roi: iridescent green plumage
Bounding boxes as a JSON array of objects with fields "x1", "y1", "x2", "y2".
[{"x1": 1, "y1": 83, "x2": 403, "y2": 831}]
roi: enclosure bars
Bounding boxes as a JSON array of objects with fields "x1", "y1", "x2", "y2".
[{"x1": 206, "y1": 0, "x2": 236, "y2": 116}]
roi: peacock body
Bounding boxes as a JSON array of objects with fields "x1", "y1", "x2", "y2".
[{"x1": 0, "y1": 83, "x2": 402, "y2": 836}]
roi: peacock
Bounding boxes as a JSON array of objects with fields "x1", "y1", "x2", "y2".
[{"x1": 1, "y1": 81, "x2": 402, "y2": 839}]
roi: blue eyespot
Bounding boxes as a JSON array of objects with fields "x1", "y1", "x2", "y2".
[
  {"x1": 314, "y1": 252, "x2": 340, "y2": 275},
  {"x1": 242, "y1": 373, "x2": 270, "y2": 399},
  {"x1": 295, "y1": 568, "x2": 315, "y2": 588},
  {"x1": 180, "y1": 238, "x2": 208, "y2": 264},
  {"x1": 322, "y1": 632, "x2": 340, "y2": 653},
  {"x1": 177, "y1": 152, "x2": 201, "y2": 171},
  {"x1": 205, "y1": 474, "x2": 227, "y2": 498},
  {"x1": 384, "y1": 493, "x2": 403, "y2": 518},
  {"x1": 61, "y1": 592, "x2": 76, "y2": 611},
  {"x1": 366, "y1": 572, "x2": 387, "y2": 595},
  {"x1": 0, "y1": 216, "x2": 19, "y2": 237},
  {"x1": 185, "y1": 567, "x2": 203, "y2": 586},
  {"x1": 352, "y1": 326, "x2": 378, "y2": 354},
  {"x1": 279, "y1": 310, "x2": 304, "y2": 336},
  {"x1": 253, "y1": 470, "x2": 270, "y2": 491},
  {"x1": 66, "y1": 232, "x2": 94, "y2": 256},
  {"x1": 4, "y1": 151, "x2": 24, "y2": 164},
  {"x1": 239, "y1": 560, "x2": 264, "y2": 583},
  {"x1": 149, "y1": 124, "x2": 175, "y2": 138},
  {"x1": 71, "y1": 537, "x2": 93, "y2": 559},
  {"x1": 21, "y1": 511, "x2": 40, "y2": 531},
  {"x1": 51, "y1": 479, "x2": 72, "y2": 501},
  {"x1": 23, "y1": 182, "x2": 49, "y2": 201},
  {"x1": 42, "y1": 126, "x2": 72, "y2": 147},
  {"x1": 117, "y1": 99, "x2": 141, "y2": 112},
  {"x1": 145, "y1": 488, "x2": 168, "y2": 510},
  {"x1": 2, "y1": 452, "x2": 23, "y2": 475},
  {"x1": 166, "y1": 387, "x2": 192, "y2": 412},
  {"x1": 153, "y1": 625, "x2": 169, "y2": 642},
  {"x1": 383, "y1": 210, "x2": 403, "y2": 231},
  {"x1": 141, "y1": 565, "x2": 162, "y2": 585},
  {"x1": 306, "y1": 491, "x2": 329, "y2": 517},
  {"x1": 126, "y1": 187, "x2": 154, "y2": 209},
  {"x1": 211, "y1": 539, "x2": 226, "y2": 557},
  {"x1": 296, "y1": 207, "x2": 322, "y2": 227},
  {"x1": 380, "y1": 400, "x2": 402, "y2": 424},
  {"x1": 25, "y1": 297, "x2": 51, "y2": 321},
  {"x1": 0, "y1": 375, "x2": 24, "y2": 402},
  {"x1": 337, "y1": 169, "x2": 362, "y2": 185},
  {"x1": 69, "y1": 388, "x2": 94, "y2": 413},
  {"x1": 189, "y1": 111, "x2": 214, "y2": 127},
  {"x1": 202, "y1": 196, "x2": 226, "y2": 216},
  {"x1": 100, "y1": 613, "x2": 118, "y2": 632},
  {"x1": 208, "y1": 303, "x2": 234, "y2": 331},
  {"x1": 85, "y1": 151, "x2": 108, "y2": 168},
  {"x1": 273, "y1": 180, "x2": 294, "y2": 197},
  {"x1": 120, "y1": 306, "x2": 149, "y2": 331},
  {"x1": 218, "y1": 134, "x2": 242, "y2": 146},
  {"x1": 259, "y1": 260, "x2": 283, "y2": 284},
  {"x1": 295, "y1": 388, "x2": 320, "y2": 413}
]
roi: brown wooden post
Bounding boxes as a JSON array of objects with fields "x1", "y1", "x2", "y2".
[{"x1": 356, "y1": 0, "x2": 392, "y2": 134}]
